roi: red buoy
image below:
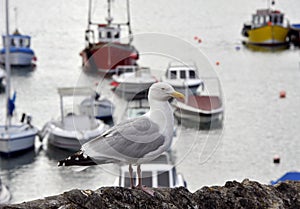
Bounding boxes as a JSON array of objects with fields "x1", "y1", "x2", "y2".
[
  {"x1": 194, "y1": 36, "x2": 198, "y2": 40},
  {"x1": 279, "y1": 91, "x2": 286, "y2": 98},
  {"x1": 216, "y1": 61, "x2": 220, "y2": 66},
  {"x1": 198, "y1": 39, "x2": 202, "y2": 43}
]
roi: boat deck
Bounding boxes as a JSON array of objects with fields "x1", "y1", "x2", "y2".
[{"x1": 179, "y1": 95, "x2": 222, "y2": 111}]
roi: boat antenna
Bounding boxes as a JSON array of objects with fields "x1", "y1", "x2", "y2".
[
  {"x1": 106, "y1": 0, "x2": 113, "y2": 24},
  {"x1": 5, "y1": 0, "x2": 11, "y2": 128},
  {"x1": 127, "y1": 0, "x2": 133, "y2": 43},
  {"x1": 14, "y1": 7, "x2": 18, "y2": 31},
  {"x1": 268, "y1": 0, "x2": 275, "y2": 10},
  {"x1": 87, "y1": 0, "x2": 92, "y2": 30}
]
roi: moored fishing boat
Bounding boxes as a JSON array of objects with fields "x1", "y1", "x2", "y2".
[
  {"x1": 42, "y1": 87, "x2": 109, "y2": 151},
  {"x1": 114, "y1": 153, "x2": 187, "y2": 188},
  {"x1": 241, "y1": 0, "x2": 290, "y2": 48},
  {"x1": 172, "y1": 77, "x2": 223, "y2": 129},
  {"x1": 0, "y1": 0, "x2": 38, "y2": 156},
  {"x1": 80, "y1": 0, "x2": 139, "y2": 73},
  {"x1": 111, "y1": 65, "x2": 157, "y2": 100},
  {"x1": 161, "y1": 61, "x2": 204, "y2": 95}
]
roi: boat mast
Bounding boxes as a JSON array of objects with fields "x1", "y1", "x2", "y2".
[
  {"x1": 5, "y1": 0, "x2": 11, "y2": 128},
  {"x1": 106, "y1": 0, "x2": 113, "y2": 25},
  {"x1": 87, "y1": 0, "x2": 92, "y2": 30},
  {"x1": 127, "y1": 0, "x2": 133, "y2": 43}
]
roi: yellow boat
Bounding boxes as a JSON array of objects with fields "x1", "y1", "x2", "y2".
[{"x1": 242, "y1": 8, "x2": 290, "y2": 47}]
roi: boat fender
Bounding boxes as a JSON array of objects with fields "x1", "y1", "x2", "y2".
[
  {"x1": 20, "y1": 113, "x2": 26, "y2": 123},
  {"x1": 26, "y1": 115, "x2": 32, "y2": 125}
]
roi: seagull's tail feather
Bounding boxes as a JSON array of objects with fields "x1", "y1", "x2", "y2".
[{"x1": 58, "y1": 150, "x2": 97, "y2": 167}]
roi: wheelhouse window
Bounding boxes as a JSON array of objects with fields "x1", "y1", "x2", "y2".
[
  {"x1": 157, "y1": 171, "x2": 170, "y2": 187},
  {"x1": 141, "y1": 171, "x2": 153, "y2": 187},
  {"x1": 170, "y1": 71, "x2": 177, "y2": 79},
  {"x1": 189, "y1": 70, "x2": 196, "y2": 79},
  {"x1": 180, "y1": 70, "x2": 186, "y2": 79}
]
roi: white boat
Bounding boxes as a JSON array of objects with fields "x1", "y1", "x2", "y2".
[
  {"x1": 80, "y1": 92, "x2": 115, "y2": 120},
  {"x1": 111, "y1": 65, "x2": 157, "y2": 100},
  {"x1": 114, "y1": 153, "x2": 187, "y2": 188},
  {"x1": 0, "y1": 177, "x2": 11, "y2": 204},
  {"x1": 43, "y1": 87, "x2": 109, "y2": 151},
  {"x1": 161, "y1": 62, "x2": 204, "y2": 95},
  {"x1": 172, "y1": 77, "x2": 224, "y2": 129},
  {"x1": 0, "y1": 0, "x2": 38, "y2": 156},
  {"x1": 0, "y1": 69, "x2": 5, "y2": 93}
]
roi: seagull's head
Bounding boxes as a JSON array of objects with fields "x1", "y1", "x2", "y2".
[{"x1": 148, "y1": 82, "x2": 184, "y2": 101}]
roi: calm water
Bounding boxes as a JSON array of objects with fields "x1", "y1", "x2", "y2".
[{"x1": 1, "y1": 0, "x2": 300, "y2": 204}]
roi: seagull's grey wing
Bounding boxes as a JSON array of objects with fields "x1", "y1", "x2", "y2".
[{"x1": 82, "y1": 116, "x2": 165, "y2": 162}]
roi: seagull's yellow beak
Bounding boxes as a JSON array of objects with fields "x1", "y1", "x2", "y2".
[{"x1": 171, "y1": 91, "x2": 185, "y2": 99}]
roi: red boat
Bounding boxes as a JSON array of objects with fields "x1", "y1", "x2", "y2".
[{"x1": 80, "y1": 0, "x2": 139, "y2": 73}]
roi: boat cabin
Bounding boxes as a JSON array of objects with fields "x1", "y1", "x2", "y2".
[
  {"x1": 115, "y1": 65, "x2": 138, "y2": 75},
  {"x1": 116, "y1": 154, "x2": 186, "y2": 188},
  {"x1": 166, "y1": 65, "x2": 199, "y2": 81},
  {"x1": 2, "y1": 34, "x2": 31, "y2": 49},
  {"x1": 252, "y1": 9, "x2": 285, "y2": 28},
  {"x1": 98, "y1": 24, "x2": 121, "y2": 43}
]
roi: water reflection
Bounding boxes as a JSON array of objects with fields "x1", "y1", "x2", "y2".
[{"x1": 0, "y1": 148, "x2": 38, "y2": 171}]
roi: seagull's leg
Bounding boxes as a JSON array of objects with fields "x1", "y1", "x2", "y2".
[
  {"x1": 137, "y1": 164, "x2": 142, "y2": 188},
  {"x1": 129, "y1": 164, "x2": 134, "y2": 189},
  {"x1": 136, "y1": 164, "x2": 154, "y2": 196}
]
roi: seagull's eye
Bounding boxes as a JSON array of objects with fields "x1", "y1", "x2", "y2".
[{"x1": 161, "y1": 88, "x2": 165, "y2": 90}]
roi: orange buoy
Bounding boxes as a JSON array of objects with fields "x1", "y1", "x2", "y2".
[
  {"x1": 198, "y1": 39, "x2": 202, "y2": 43},
  {"x1": 279, "y1": 91, "x2": 286, "y2": 98},
  {"x1": 216, "y1": 61, "x2": 220, "y2": 66}
]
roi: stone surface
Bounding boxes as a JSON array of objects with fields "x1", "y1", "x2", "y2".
[{"x1": 1, "y1": 179, "x2": 300, "y2": 209}]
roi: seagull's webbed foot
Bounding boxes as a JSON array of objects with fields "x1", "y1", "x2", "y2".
[
  {"x1": 135, "y1": 164, "x2": 155, "y2": 196},
  {"x1": 136, "y1": 184, "x2": 155, "y2": 196}
]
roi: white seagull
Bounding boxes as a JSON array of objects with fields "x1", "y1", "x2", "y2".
[{"x1": 58, "y1": 82, "x2": 184, "y2": 193}]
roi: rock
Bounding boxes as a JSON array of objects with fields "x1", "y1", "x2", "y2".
[{"x1": 1, "y1": 180, "x2": 300, "y2": 209}]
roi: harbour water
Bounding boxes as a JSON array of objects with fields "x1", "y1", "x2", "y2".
[{"x1": 1, "y1": 0, "x2": 300, "y2": 203}]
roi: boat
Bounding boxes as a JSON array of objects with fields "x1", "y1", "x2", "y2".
[
  {"x1": 80, "y1": 0, "x2": 139, "y2": 73},
  {"x1": 42, "y1": 87, "x2": 109, "y2": 151},
  {"x1": 114, "y1": 153, "x2": 187, "y2": 188},
  {"x1": 241, "y1": 0, "x2": 290, "y2": 47},
  {"x1": 161, "y1": 61, "x2": 204, "y2": 95},
  {"x1": 0, "y1": 0, "x2": 38, "y2": 156},
  {"x1": 114, "y1": 99, "x2": 150, "y2": 124},
  {"x1": 111, "y1": 65, "x2": 157, "y2": 100},
  {"x1": 171, "y1": 77, "x2": 224, "y2": 129},
  {"x1": 288, "y1": 24, "x2": 300, "y2": 47},
  {"x1": 271, "y1": 171, "x2": 300, "y2": 185},
  {"x1": 0, "y1": 177, "x2": 11, "y2": 204},
  {"x1": 0, "y1": 69, "x2": 5, "y2": 93},
  {"x1": 80, "y1": 91, "x2": 115, "y2": 121}
]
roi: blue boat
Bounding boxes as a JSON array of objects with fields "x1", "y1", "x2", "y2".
[
  {"x1": 289, "y1": 24, "x2": 300, "y2": 46},
  {"x1": 271, "y1": 171, "x2": 300, "y2": 185},
  {"x1": 0, "y1": 29, "x2": 36, "y2": 66}
]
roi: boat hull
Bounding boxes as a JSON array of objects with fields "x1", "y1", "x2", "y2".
[
  {"x1": 113, "y1": 82, "x2": 156, "y2": 100},
  {"x1": 81, "y1": 42, "x2": 138, "y2": 73},
  {"x1": 47, "y1": 120, "x2": 108, "y2": 151},
  {"x1": 0, "y1": 125, "x2": 37, "y2": 156},
  {"x1": 245, "y1": 25, "x2": 289, "y2": 46},
  {"x1": 0, "y1": 51, "x2": 35, "y2": 66},
  {"x1": 172, "y1": 95, "x2": 223, "y2": 129}
]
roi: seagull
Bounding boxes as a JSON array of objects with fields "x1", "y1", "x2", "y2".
[{"x1": 58, "y1": 82, "x2": 184, "y2": 193}]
